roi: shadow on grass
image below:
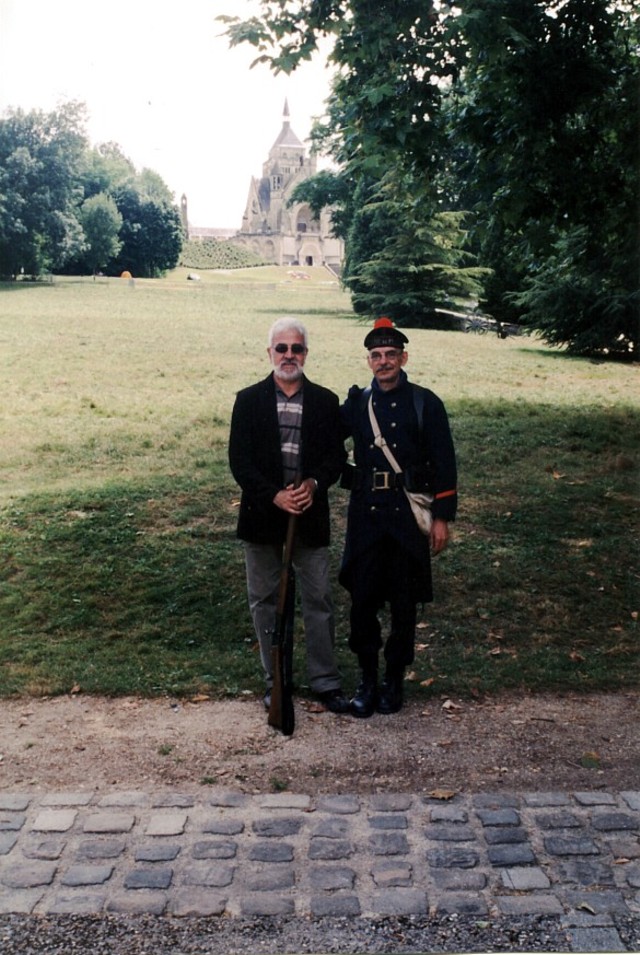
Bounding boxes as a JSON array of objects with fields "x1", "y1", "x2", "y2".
[{"x1": 1, "y1": 401, "x2": 638, "y2": 699}]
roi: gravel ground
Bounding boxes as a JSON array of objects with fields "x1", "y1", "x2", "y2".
[{"x1": 1, "y1": 914, "x2": 639, "y2": 954}]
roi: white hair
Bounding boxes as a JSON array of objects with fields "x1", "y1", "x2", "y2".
[{"x1": 268, "y1": 317, "x2": 308, "y2": 348}]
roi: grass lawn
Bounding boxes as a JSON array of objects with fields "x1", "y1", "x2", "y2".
[{"x1": 1, "y1": 268, "x2": 638, "y2": 700}]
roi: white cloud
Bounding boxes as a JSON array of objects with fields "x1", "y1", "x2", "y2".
[{"x1": 0, "y1": 0, "x2": 334, "y2": 226}]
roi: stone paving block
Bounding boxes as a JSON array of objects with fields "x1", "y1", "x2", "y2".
[
  {"x1": 607, "y1": 838, "x2": 640, "y2": 860},
  {"x1": 556, "y1": 859, "x2": 615, "y2": 886},
  {"x1": 308, "y1": 837, "x2": 354, "y2": 860},
  {"x1": 75, "y1": 839, "x2": 127, "y2": 860},
  {"x1": 0, "y1": 861, "x2": 57, "y2": 888},
  {"x1": 181, "y1": 862, "x2": 235, "y2": 887},
  {"x1": 372, "y1": 888, "x2": 428, "y2": 916},
  {"x1": 316, "y1": 795, "x2": 360, "y2": 814},
  {"x1": 312, "y1": 818, "x2": 349, "y2": 838},
  {"x1": 202, "y1": 818, "x2": 245, "y2": 835},
  {"x1": 425, "y1": 825, "x2": 475, "y2": 842},
  {"x1": 248, "y1": 842, "x2": 294, "y2": 863},
  {"x1": 501, "y1": 866, "x2": 551, "y2": 890},
  {"x1": 476, "y1": 808, "x2": 520, "y2": 826},
  {"x1": 124, "y1": 867, "x2": 173, "y2": 890},
  {"x1": 573, "y1": 792, "x2": 616, "y2": 806},
  {"x1": 535, "y1": 811, "x2": 583, "y2": 829},
  {"x1": 83, "y1": 812, "x2": 135, "y2": 834},
  {"x1": 473, "y1": 794, "x2": 520, "y2": 809},
  {"x1": 429, "y1": 806, "x2": 468, "y2": 824},
  {"x1": 497, "y1": 894, "x2": 564, "y2": 915},
  {"x1": 32, "y1": 809, "x2": 77, "y2": 832},
  {"x1": 191, "y1": 840, "x2": 237, "y2": 860},
  {"x1": 0, "y1": 813, "x2": 26, "y2": 831},
  {"x1": 626, "y1": 865, "x2": 640, "y2": 889},
  {"x1": 22, "y1": 839, "x2": 66, "y2": 860},
  {"x1": 168, "y1": 891, "x2": 227, "y2": 916},
  {"x1": 241, "y1": 894, "x2": 296, "y2": 916},
  {"x1": 252, "y1": 817, "x2": 303, "y2": 837},
  {"x1": 427, "y1": 848, "x2": 480, "y2": 869},
  {"x1": 0, "y1": 888, "x2": 43, "y2": 913},
  {"x1": 563, "y1": 888, "x2": 631, "y2": 915},
  {"x1": 370, "y1": 794, "x2": 413, "y2": 812},
  {"x1": 46, "y1": 891, "x2": 106, "y2": 914},
  {"x1": 0, "y1": 834, "x2": 18, "y2": 855},
  {"x1": 41, "y1": 792, "x2": 93, "y2": 807},
  {"x1": 483, "y1": 826, "x2": 528, "y2": 845},
  {"x1": 134, "y1": 844, "x2": 181, "y2": 862},
  {"x1": 524, "y1": 792, "x2": 571, "y2": 807},
  {"x1": 309, "y1": 894, "x2": 360, "y2": 917},
  {"x1": 431, "y1": 870, "x2": 488, "y2": 890},
  {"x1": 258, "y1": 794, "x2": 311, "y2": 811},
  {"x1": 309, "y1": 865, "x2": 356, "y2": 890},
  {"x1": 435, "y1": 892, "x2": 489, "y2": 916},
  {"x1": 369, "y1": 814, "x2": 408, "y2": 830},
  {"x1": 592, "y1": 812, "x2": 639, "y2": 832},
  {"x1": 0, "y1": 796, "x2": 31, "y2": 812},
  {"x1": 545, "y1": 835, "x2": 600, "y2": 856},
  {"x1": 620, "y1": 791, "x2": 640, "y2": 811},
  {"x1": 487, "y1": 844, "x2": 536, "y2": 867},
  {"x1": 243, "y1": 867, "x2": 295, "y2": 891},
  {"x1": 370, "y1": 831, "x2": 409, "y2": 855},
  {"x1": 371, "y1": 861, "x2": 413, "y2": 888},
  {"x1": 566, "y1": 927, "x2": 626, "y2": 952},
  {"x1": 61, "y1": 864, "x2": 114, "y2": 886},
  {"x1": 151, "y1": 793, "x2": 194, "y2": 808},
  {"x1": 106, "y1": 892, "x2": 167, "y2": 915},
  {"x1": 98, "y1": 792, "x2": 147, "y2": 808},
  {"x1": 208, "y1": 791, "x2": 250, "y2": 808},
  {"x1": 145, "y1": 812, "x2": 188, "y2": 836}
]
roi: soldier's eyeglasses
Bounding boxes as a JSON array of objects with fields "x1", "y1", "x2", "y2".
[
  {"x1": 273, "y1": 343, "x2": 306, "y2": 354},
  {"x1": 369, "y1": 349, "x2": 402, "y2": 362}
]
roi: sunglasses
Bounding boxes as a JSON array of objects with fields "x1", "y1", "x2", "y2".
[{"x1": 273, "y1": 343, "x2": 306, "y2": 354}]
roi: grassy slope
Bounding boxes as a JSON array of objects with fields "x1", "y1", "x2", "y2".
[{"x1": 0, "y1": 270, "x2": 638, "y2": 699}]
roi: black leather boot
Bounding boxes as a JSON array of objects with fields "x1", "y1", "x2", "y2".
[
  {"x1": 350, "y1": 659, "x2": 378, "y2": 718},
  {"x1": 377, "y1": 668, "x2": 404, "y2": 714}
]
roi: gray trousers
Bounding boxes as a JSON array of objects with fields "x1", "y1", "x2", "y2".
[{"x1": 243, "y1": 541, "x2": 341, "y2": 694}]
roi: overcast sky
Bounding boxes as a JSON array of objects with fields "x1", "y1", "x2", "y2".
[{"x1": 0, "y1": 0, "x2": 334, "y2": 227}]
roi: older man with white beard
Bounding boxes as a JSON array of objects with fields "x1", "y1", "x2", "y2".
[{"x1": 229, "y1": 317, "x2": 349, "y2": 714}]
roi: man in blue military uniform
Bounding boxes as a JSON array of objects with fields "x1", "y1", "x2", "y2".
[{"x1": 340, "y1": 317, "x2": 458, "y2": 717}]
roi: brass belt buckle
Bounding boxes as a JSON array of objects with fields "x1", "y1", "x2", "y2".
[{"x1": 372, "y1": 470, "x2": 392, "y2": 490}]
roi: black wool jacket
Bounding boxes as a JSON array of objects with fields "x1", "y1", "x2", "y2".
[{"x1": 228, "y1": 373, "x2": 346, "y2": 547}]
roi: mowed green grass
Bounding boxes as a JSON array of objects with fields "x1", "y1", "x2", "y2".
[{"x1": 1, "y1": 268, "x2": 638, "y2": 700}]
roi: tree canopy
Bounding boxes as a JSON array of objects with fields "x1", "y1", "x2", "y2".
[
  {"x1": 0, "y1": 103, "x2": 183, "y2": 279},
  {"x1": 223, "y1": 0, "x2": 639, "y2": 357}
]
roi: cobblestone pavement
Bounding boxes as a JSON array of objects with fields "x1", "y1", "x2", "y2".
[{"x1": 0, "y1": 789, "x2": 639, "y2": 951}]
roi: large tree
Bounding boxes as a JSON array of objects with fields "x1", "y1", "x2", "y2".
[
  {"x1": 111, "y1": 184, "x2": 183, "y2": 278},
  {"x1": 79, "y1": 193, "x2": 123, "y2": 276},
  {"x1": 0, "y1": 102, "x2": 87, "y2": 277},
  {"x1": 449, "y1": 0, "x2": 639, "y2": 356},
  {"x1": 224, "y1": 0, "x2": 639, "y2": 356}
]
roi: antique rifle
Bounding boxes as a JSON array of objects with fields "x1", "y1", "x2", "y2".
[{"x1": 267, "y1": 499, "x2": 298, "y2": 736}]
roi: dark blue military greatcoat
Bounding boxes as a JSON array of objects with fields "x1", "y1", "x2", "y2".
[{"x1": 339, "y1": 370, "x2": 457, "y2": 605}]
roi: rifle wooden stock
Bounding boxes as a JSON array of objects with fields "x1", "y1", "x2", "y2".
[{"x1": 268, "y1": 507, "x2": 298, "y2": 735}]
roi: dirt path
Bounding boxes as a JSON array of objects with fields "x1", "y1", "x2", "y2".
[{"x1": 1, "y1": 689, "x2": 638, "y2": 795}]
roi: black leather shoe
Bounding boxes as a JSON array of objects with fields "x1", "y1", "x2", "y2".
[
  {"x1": 317, "y1": 689, "x2": 351, "y2": 714},
  {"x1": 376, "y1": 676, "x2": 403, "y2": 714},
  {"x1": 350, "y1": 680, "x2": 377, "y2": 718}
]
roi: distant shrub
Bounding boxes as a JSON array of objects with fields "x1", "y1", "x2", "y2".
[{"x1": 180, "y1": 240, "x2": 267, "y2": 270}]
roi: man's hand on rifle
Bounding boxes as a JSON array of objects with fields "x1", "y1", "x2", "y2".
[{"x1": 273, "y1": 479, "x2": 317, "y2": 515}]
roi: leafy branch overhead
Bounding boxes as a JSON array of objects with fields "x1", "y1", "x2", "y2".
[{"x1": 221, "y1": 1, "x2": 639, "y2": 358}]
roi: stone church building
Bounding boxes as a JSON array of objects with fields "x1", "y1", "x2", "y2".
[{"x1": 230, "y1": 100, "x2": 343, "y2": 271}]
